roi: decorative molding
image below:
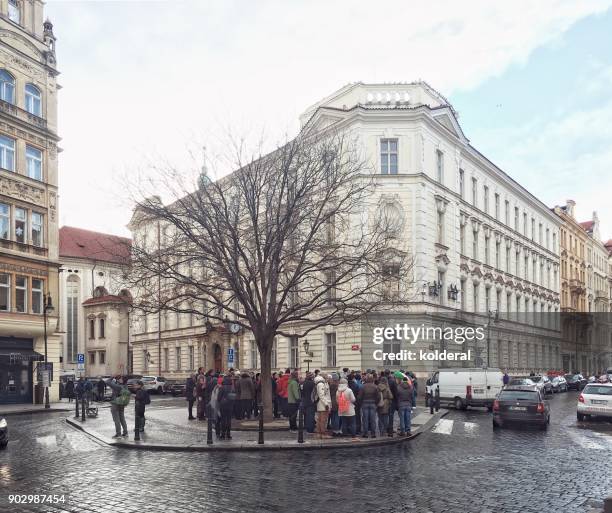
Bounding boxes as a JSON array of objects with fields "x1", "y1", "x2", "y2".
[
  {"x1": 0, "y1": 174, "x2": 45, "y2": 205},
  {"x1": 0, "y1": 261, "x2": 48, "y2": 276}
]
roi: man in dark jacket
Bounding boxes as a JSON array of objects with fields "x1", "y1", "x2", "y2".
[
  {"x1": 396, "y1": 377, "x2": 413, "y2": 435},
  {"x1": 65, "y1": 379, "x2": 74, "y2": 403},
  {"x1": 96, "y1": 378, "x2": 106, "y2": 402},
  {"x1": 185, "y1": 374, "x2": 196, "y2": 420},
  {"x1": 357, "y1": 374, "x2": 382, "y2": 438},
  {"x1": 301, "y1": 372, "x2": 316, "y2": 433},
  {"x1": 386, "y1": 370, "x2": 398, "y2": 435},
  {"x1": 134, "y1": 380, "x2": 150, "y2": 435},
  {"x1": 236, "y1": 373, "x2": 255, "y2": 420}
]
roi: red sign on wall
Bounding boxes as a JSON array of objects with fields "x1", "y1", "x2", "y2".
[{"x1": 351, "y1": 345, "x2": 360, "y2": 351}]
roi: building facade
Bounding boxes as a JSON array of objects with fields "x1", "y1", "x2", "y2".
[
  {"x1": 129, "y1": 82, "x2": 564, "y2": 380},
  {"x1": 58, "y1": 226, "x2": 131, "y2": 377},
  {"x1": 0, "y1": 1, "x2": 60, "y2": 404}
]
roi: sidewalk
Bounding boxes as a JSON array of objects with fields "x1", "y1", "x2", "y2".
[
  {"x1": 66, "y1": 405, "x2": 447, "y2": 451},
  {"x1": 0, "y1": 402, "x2": 72, "y2": 416}
]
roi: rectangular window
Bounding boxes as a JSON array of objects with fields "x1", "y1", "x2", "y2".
[
  {"x1": 26, "y1": 146, "x2": 42, "y2": 181},
  {"x1": 31, "y1": 212, "x2": 43, "y2": 247},
  {"x1": 0, "y1": 273, "x2": 9, "y2": 311},
  {"x1": 473, "y1": 284, "x2": 479, "y2": 312},
  {"x1": 99, "y1": 351, "x2": 106, "y2": 365},
  {"x1": 163, "y1": 348, "x2": 169, "y2": 371},
  {"x1": 436, "y1": 149, "x2": 444, "y2": 183},
  {"x1": 271, "y1": 338, "x2": 278, "y2": 369},
  {"x1": 89, "y1": 352, "x2": 95, "y2": 365},
  {"x1": 325, "y1": 332, "x2": 337, "y2": 367},
  {"x1": 505, "y1": 200, "x2": 509, "y2": 225},
  {"x1": 553, "y1": 233, "x2": 557, "y2": 252},
  {"x1": 484, "y1": 236, "x2": 490, "y2": 264},
  {"x1": 483, "y1": 186, "x2": 489, "y2": 213},
  {"x1": 485, "y1": 287, "x2": 490, "y2": 312},
  {"x1": 515, "y1": 251, "x2": 520, "y2": 276},
  {"x1": 495, "y1": 241, "x2": 500, "y2": 268},
  {"x1": 8, "y1": 0, "x2": 20, "y2": 24},
  {"x1": 31, "y1": 278, "x2": 43, "y2": 314},
  {"x1": 175, "y1": 347, "x2": 181, "y2": 370},
  {"x1": 437, "y1": 210, "x2": 444, "y2": 244},
  {"x1": 531, "y1": 218, "x2": 535, "y2": 241},
  {"x1": 189, "y1": 346, "x2": 194, "y2": 370},
  {"x1": 250, "y1": 340, "x2": 257, "y2": 369},
  {"x1": 473, "y1": 230, "x2": 478, "y2": 260},
  {"x1": 14, "y1": 207, "x2": 26, "y2": 244},
  {"x1": 514, "y1": 207, "x2": 519, "y2": 231},
  {"x1": 495, "y1": 193, "x2": 500, "y2": 219},
  {"x1": 289, "y1": 335, "x2": 299, "y2": 369},
  {"x1": 99, "y1": 318, "x2": 105, "y2": 338},
  {"x1": 523, "y1": 213, "x2": 527, "y2": 235},
  {"x1": 539, "y1": 223, "x2": 543, "y2": 245},
  {"x1": 89, "y1": 319, "x2": 95, "y2": 339},
  {"x1": 459, "y1": 169, "x2": 464, "y2": 198},
  {"x1": 380, "y1": 139, "x2": 398, "y2": 175},
  {"x1": 15, "y1": 275, "x2": 26, "y2": 313},
  {"x1": 460, "y1": 279, "x2": 466, "y2": 310},
  {"x1": 472, "y1": 178, "x2": 478, "y2": 207},
  {"x1": 506, "y1": 247, "x2": 510, "y2": 272},
  {"x1": 0, "y1": 203, "x2": 9, "y2": 239},
  {"x1": 0, "y1": 135, "x2": 15, "y2": 172}
]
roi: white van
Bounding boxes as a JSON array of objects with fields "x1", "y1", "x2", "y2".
[{"x1": 425, "y1": 367, "x2": 504, "y2": 410}]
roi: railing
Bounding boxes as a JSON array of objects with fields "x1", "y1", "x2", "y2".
[{"x1": 0, "y1": 99, "x2": 47, "y2": 130}]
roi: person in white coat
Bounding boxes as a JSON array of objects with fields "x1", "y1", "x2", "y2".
[
  {"x1": 314, "y1": 375, "x2": 332, "y2": 438},
  {"x1": 336, "y1": 378, "x2": 357, "y2": 438}
]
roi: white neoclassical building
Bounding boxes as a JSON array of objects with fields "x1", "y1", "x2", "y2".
[{"x1": 129, "y1": 81, "x2": 564, "y2": 379}]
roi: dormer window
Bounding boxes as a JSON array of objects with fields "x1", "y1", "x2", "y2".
[{"x1": 8, "y1": 0, "x2": 20, "y2": 24}]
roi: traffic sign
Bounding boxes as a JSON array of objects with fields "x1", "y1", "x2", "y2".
[
  {"x1": 227, "y1": 348, "x2": 234, "y2": 363},
  {"x1": 77, "y1": 353, "x2": 85, "y2": 364}
]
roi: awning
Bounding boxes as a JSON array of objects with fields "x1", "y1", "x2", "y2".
[{"x1": 0, "y1": 349, "x2": 44, "y2": 362}]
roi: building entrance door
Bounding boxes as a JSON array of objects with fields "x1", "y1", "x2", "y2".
[
  {"x1": 213, "y1": 344, "x2": 222, "y2": 373},
  {"x1": 0, "y1": 359, "x2": 32, "y2": 404}
]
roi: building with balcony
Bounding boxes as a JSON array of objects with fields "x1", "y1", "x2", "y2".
[
  {"x1": 0, "y1": 1, "x2": 60, "y2": 404},
  {"x1": 58, "y1": 226, "x2": 131, "y2": 378}
]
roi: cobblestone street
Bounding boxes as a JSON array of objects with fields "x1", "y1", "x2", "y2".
[{"x1": 1, "y1": 392, "x2": 611, "y2": 513}]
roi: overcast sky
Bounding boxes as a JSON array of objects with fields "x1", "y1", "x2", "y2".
[{"x1": 46, "y1": 0, "x2": 612, "y2": 240}]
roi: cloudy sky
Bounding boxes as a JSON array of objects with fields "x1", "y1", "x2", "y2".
[{"x1": 46, "y1": 0, "x2": 612, "y2": 239}]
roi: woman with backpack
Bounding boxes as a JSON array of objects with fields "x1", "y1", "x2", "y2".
[{"x1": 336, "y1": 378, "x2": 357, "y2": 440}]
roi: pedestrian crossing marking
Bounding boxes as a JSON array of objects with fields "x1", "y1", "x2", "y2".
[{"x1": 431, "y1": 419, "x2": 454, "y2": 435}]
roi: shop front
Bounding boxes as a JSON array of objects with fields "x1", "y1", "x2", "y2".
[{"x1": 0, "y1": 337, "x2": 43, "y2": 404}]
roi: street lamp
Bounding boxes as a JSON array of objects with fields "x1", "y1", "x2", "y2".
[
  {"x1": 43, "y1": 293, "x2": 54, "y2": 409},
  {"x1": 302, "y1": 339, "x2": 313, "y2": 372}
]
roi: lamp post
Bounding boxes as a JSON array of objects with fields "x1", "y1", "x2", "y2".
[
  {"x1": 43, "y1": 293, "x2": 54, "y2": 409},
  {"x1": 302, "y1": 339, "x2": 313, "y2": 372}
]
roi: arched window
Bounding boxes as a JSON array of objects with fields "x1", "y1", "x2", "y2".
[
  {"x1": 0, "y1": 70, "x2": 15, "y2": 104},
  {"x1": 25, "y1": 84, "x2": 41, "y2": 116},
  {"x1": 99, "y1": 317, "x2": 106, "y2": 338},
  {"x1": 66, "y1": 275, "x2": 80, "y2": 363},
  {"x1": 8, "y1": 0, "x2": 20, "y2": 24}
]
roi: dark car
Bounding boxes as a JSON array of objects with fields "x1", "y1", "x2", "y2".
[
  {"x1": 127, "y1": 378, "x2": 141, "y2": 394},
  {"x1": 565, "y1": 374, "x2": 587, "y2": 391},
  {"x1": 492, "y1": 386, "x2": 550, "y2": 430},
  {"x1": 0, "y1": 418, "x2": 7, "y2": 448},
  {"x1": 164, "y1": 380, "x2": 186, "y2": 397}
]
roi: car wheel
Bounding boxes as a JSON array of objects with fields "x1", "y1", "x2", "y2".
[
  {"x1": 577, "y1": 412, "x2": 585, "y2": 422},
  {"x1": 454, "y1": 397, "x2": 465, "y2": 410}
]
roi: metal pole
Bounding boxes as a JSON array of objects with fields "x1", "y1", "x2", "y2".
[
  {"x1": 206, "y1": 405, "x2": 213, "y2": 445},
  {"x1": 435, "y1": 387, "x2": 440, "y2": 412},
  {"x1": 81, "y1": 393, "x2": 86, "y2": 422},
  {"x1": 43, "y1": 299, "x2": 50, "y2": 409},
  {"x1": 134, "y1": 414, "x2": 141, "y2": 441},
  {"x1": 297, "y1": 403, "x2": 304, "y2": 443},
  {"x1": 74, "y1": 393, "x2": 79, "y2": 418},
  {"x1": 258, "y1": 402, "x2": 264, "y2": 445}
]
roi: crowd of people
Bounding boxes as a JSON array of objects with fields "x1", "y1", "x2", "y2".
[{"x1": 183, "y1": 367, "x2": 419, "y2": 441}]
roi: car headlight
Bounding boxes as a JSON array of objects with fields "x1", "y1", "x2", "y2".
[{"x1": 0, "y1": 418, "x2": 7, "y2": 429}]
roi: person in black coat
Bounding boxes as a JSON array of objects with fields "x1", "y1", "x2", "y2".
[
  {"x1": 96, "y1": 378, "x2": 106, "y2": 402},
  {"x1": 134, "y1": 381, "x2": 151, "y2": 434},
  {"x1": 65, "y1": 380, "x2": 74, "y2": 403},
  {"x1": 185, "y1": 374, "x2": 196, "y2": 420},
  {"x1": 386, "y1": 370, "x2": 398, "y2": 435},
  {"x1": 216, "y1": 376, "x2": 235, "y2": 440},
  {"x1": 301, "y1": 373, "x2": 316, "y2": 433}
]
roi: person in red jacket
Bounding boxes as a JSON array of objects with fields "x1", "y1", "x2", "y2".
[{"x1": 277, "y1": 369, "x2": 290, "y2": 418}]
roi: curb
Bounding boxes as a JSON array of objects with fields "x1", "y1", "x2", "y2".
[
  {"x1": 66, "y1": 409, "x2": 447, "y2": 452},
  {"x1": 2, "y1": 408, "x2": 71, "y2": 417}
]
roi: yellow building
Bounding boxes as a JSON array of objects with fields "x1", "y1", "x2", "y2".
[{"x1": 0, "y1": 1, "x2": 60, "y2": 404}]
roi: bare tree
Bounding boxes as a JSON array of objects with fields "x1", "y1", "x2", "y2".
[{"x1": 126, "y1": 131, "x2": 415, "y2": 419}]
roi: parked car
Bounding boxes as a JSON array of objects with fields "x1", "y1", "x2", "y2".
[
  {"x1": 530, "y1": 375, "x2": 553, "y2": 395},
  {"x1": 142, "y1": 376, "x2": 167, "y2": 394},
  {"x1": 164, "y1": 380, "x2": 186, "y2": 397},
  {"x1": 0, "y1": 418, "x2": 7, "y2": 449},
  {"x1": 597, "y1": 375, "x2": 611, "y2": 384},
  {"x1": 507, "y1": 377, "x2": 535, "y2": 387},
  {"x1": 550, "y1": 376, "x2": 567, "y2": 393},
  {"x1": 492, "y1": 386, "x2": 550, "y2": 430},
  {"x1": 425, "y1": 367, "x2": 504, "y2": 411},
  {"x1": 577, "y1": 383, "x2": 612, "y2": 421},
  {"x1": 565, "y1": 374, "x2": 587, "y2": 391}
]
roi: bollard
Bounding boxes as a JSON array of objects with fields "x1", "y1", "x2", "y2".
[
  {"x1": 604, "y1": 496, "x2": 612, "y2": 513},
  {"x1": 74, "y1": 396, "x2": 79, "y2": 418},
  {"x1": 435, "y1": 388, "x2": 440, "y2": 412},
  {"x1": 134, "y1": 415, "x2": 141, "y2": 441},
  {"x1": 297, "y1": 403, "x2": 304, "y2": 444},
  {"x1": 429, "y1": 392, "x2": 434, "y2": 415},
  {"x1": 206, "y1": 406, "x2": 213, "y2": 445},
  {"x1": 81, "y1": 397, "x2": 86, "y2": 422},
  {"x1": 258, "y1": 403, "x2": 264, "y2": 445}
]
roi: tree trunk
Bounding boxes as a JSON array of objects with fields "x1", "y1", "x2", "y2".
[{"x1": 258, "y1": 341, "x2": 274, "y2": 422}]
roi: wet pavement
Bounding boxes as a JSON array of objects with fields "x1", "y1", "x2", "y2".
[{"x1": 0, "y1": 392, "x2": 611, "y2": 512}]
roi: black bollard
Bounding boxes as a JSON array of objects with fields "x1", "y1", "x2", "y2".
[
  {"x1": 134, "y1": 415, "x2": 141, "y2": 441},
  {"x1": 297, "y1": 403, "x2": 304, "y2": 444},
  {"x1": 258, "y1": 403, "x2": 264, "y2": 445},
  {"x1": 429, "y1": 391, "x2": 434, "y2": 414},
  {"x1": 75, "y1": 396, "x2": 79, "y2": 418},
  {"x1": 81, "y1": 396, "x2": 86, "y2": 422},
  {"x1": 206, "y1": 406, "x2": 213, "y2": 445},
  {"x1": 435, "y1": 388, "x2": 440, "y2": 412}
]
